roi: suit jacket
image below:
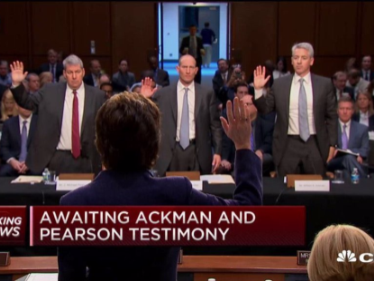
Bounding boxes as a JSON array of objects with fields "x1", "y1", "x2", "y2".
[
  {"x1": 38, "y1": 63, "x2": 63, "y2": 82},
  {"x1": 142, "y1": 68, "x2": 170, "y2": 87},
  {"x1": 112, "y1": 71, "x2": 136, "y2": 92},
  {"x1": 10, "y1": 83, "x2": 106, "y2": 174},
  {"x1": 0, "y1": 115, "x2": 37, "y2": 163},
  {"x1": 352, "y1": 113, "x2": 374, "y2": 132},
  {"x1": 253, "y1": 74, "x2": 338, "y2": 166},
  {"x1": 335, "y1": 86, "x2": 355, "y2": 100},
  {"x1": 337, "y1": 120, "x2": 369, "y2": 158},
  {"x1": 360, "y1": 70, "x2": 374, "y2": 82},
  {"x1": 212, "y1": 70, "x2": 232, "y2": 99},
  {"x1": 58, "y1": 149, "x2": 262, "y2": 281},
  {"x1": 346, "y1": 78, "x2": 370, "y2": 99},
  {"x1": 83, "y1": 74, "x2": 95, "y2": 87},
  {"x1": 152, "y1": 83, "x2": 222, "y2": 176},
  {"x1": 179, "y1": 35, "x2": 204, "y2": 65}
]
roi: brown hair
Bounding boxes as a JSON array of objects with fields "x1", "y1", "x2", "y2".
[
  {"x1": 1, "y1": 89, "x2": 19, "y2": 121},
  {"x1": 355, "y1": 92, "x2": 374, "y2": 116},
  {"x1": 95, "y1": 92, "x2": 161, "y2": 172},
  {"x1": 308, "y1": 225, "x2": 374, "y2": 281}
]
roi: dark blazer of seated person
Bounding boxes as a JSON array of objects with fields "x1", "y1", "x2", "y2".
[
  {"x1": 217, "y1": 70, "x2": 246, "y2": 108},
  {"x1": 0, "y1": 109, "x2": 37, "y2": 176},
  {"x1": 351, "y1": 92, "x2": 374, "y2": 131},
  {"x1": 352, "y1": 112, "x2": 374, "y2": 131},
  {"x1": 58, "y1": 92, "x2": 262, "y2": 281},
  {"x1": 38, "y1": 62, "x2": 63, "y2": 82},
  {"x1": 328, "y1": 97, "x2": 369, "y2": 178}
]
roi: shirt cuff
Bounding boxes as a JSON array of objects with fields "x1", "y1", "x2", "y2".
[
  {"x1": 6, "y1": 157, "x2": 15, "y2": 164},
  {"x1": 254, "y1": 89, "x2": 265, "y2": 100}
]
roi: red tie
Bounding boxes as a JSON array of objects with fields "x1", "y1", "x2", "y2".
[{"x1": 72, "y1": 90, "x2": 80, "y2": 158}]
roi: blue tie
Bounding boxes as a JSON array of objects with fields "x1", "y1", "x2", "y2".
[
  {"x1": 19, "y1": 120, "x2": 28, "y2": 162},
  {"x1": 342, "y1": 124, "x2": 348, "y2": 149},
  {"x1": 298, "y1": 78, "x2": 310, "y2": 142},
  {"x1": 180, "y1": 88, "x2": 190, "y2": 149}
]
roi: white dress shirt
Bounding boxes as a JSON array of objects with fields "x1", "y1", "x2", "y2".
[
  {"x1": 359, "y1": 111, "x2": 369, "y2": 127},
  {"x1": 339, "y1": 119, "x2": 351, "y2": 142},
  {"x1": 7, "y1": 114, "x2": 33, "y2": 163},
  {"x1": 56, "y1": 83, "x2": 85, "y2": 150},
  {"x1": 254, "y1": 72, "x2": 316, "y2": 135},
  {"x1": 176, "y1": 80, "x2": 195, "y2": 142},
  {"x1": 335, "y1": 89, "x2": 351, "y2": 101}
]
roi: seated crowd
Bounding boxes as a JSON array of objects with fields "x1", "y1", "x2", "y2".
[{"x1": 0, "y1": 44, "x2": 373, "y2": 179}]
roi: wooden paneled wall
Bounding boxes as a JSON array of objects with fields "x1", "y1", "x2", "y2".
[
  {"x1": 0, "y1": 1, "x2": 157, "y2": 79},
  {"x1": 0, "y1": 1, "x2": 372, "y2": 79}
]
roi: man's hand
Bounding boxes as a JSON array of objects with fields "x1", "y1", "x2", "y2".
[
  {"x1": 212, "y1": 154, "x2": 221, "y2": 174},
  {"x1": 19, "y1": 162, "x2": 28, "y2": 174},
  {"x1": 10, "y1": 61, "x2": 28, "y2": 86},
  {"x1": 220, "y1": 97, "x2": 252, "y2": 150},
  {"x1": 221, "y1": 160, "x2": 232, "y2": 171},
  {"x1": 326, "y1": 146, "x2": 336, "y2": 163},
  {"x1": 253, "y1": 66, "x2": 270, "y2": 90},
  {"x1": 140, "y1": 77, "x2": 157, "y2": 98},
  {"x1": 357, "y1": 155, "x2": 363, "y2": 164},
  {"x1": 255, "y1": 150, "x2": 263, "y2": 162},
  {"x1": 9, "y1": 159, "x2": 23, "y2": 173}
]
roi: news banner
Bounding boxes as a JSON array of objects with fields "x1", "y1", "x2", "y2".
[{"x1": 0, "y1": 206, "x2": 305, "y2": 246}]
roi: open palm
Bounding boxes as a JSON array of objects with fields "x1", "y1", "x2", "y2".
[
  {"x1": 10, "y1": 61, "x2": 28, "y2": 84},
  {"x1": 140, "y1": 77, "x2": 157, "y2": 98},
  {"x1": 253, "y1": 66, "x2": 270, "y2": 90}
]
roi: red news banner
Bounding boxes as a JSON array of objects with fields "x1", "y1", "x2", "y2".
[
  {"x1": 30, "y1": 206, "x2": 305, "y2": 246},
  {"x1": 0, "y1": 206, "x2": 26, "y2": 245}
]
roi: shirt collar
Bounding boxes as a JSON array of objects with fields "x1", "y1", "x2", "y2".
[
  {"x1": 360, "y1": 111, "x2": 369, "y2": 117},
  {"x1": 178, "y1": 80, "x2": 195, "y2": 92},
  {"x1": 67, "y1": 81, "x2": 84, "y2": 93},
  {"x1": 293, "y1": 72, "x2": 311, "y2": 85},
  {"x1": 339, "y1": 119, "x2": 351, "y2": 128},
  {"x1": 20, "y1": 114, "x2": 32, "y2": 123}
]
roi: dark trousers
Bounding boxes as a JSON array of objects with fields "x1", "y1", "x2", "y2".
[
  {"x1": 168, "y1": 143, "x2": 200, "y2": 172},
  {"x1": 277, "y1": 135, "x2": 326, "y2": 178},
  {"x1": 0, "y1": 164, "x2": 20, "y2": 177},
  {"x1": 327, "y1": 155, "x2": 366, "y2": 178},
  {"x1": 47, "y1": 150, "x2": 92, "y2": 175}
]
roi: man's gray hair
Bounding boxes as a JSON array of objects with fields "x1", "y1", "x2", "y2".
[
  {"x1": 63, "y1": 54, "x2": 84, "y2": 69},
  {"x1": 26, "y1": 73, "x2": 39, "y2": 81},
  {"x1": 292, "y1": 42, "x2": 314, "y2": 58}
]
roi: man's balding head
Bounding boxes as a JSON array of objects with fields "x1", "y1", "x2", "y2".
[{"x1": 177, "y1": 55, "x2": 198, "y2": 85}]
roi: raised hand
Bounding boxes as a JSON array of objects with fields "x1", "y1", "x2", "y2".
[
  {"x1": 220, "y1": 97, "x2": 252, "y2": 150},
  {"x1": 10, "y1": 61, "x2": 28, "y2": 86},
  {"x1": 140, "y1": 77, "x2": 157, "y2": 98},
  {"x1": 253, "y1": 66, "x2": 270, "y2": 90}
]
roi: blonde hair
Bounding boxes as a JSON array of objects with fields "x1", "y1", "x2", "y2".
[
  {"x1": 308, "y1": 225, "x2": 374, "y2": 281},
  {"x1": 39, "y1": 72, "x2": 53, "y2": 88},
  {"x1": 355, "y1": 92, "x2": 374, "y2": 116},
  {"x1": 1, "y1": 89, "x2": 19, "y2": 121}
]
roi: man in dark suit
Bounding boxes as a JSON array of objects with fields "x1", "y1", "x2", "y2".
[
  {"x1": 112, "y1": 59, "x2": 136, "y2": 93},
  {"x1": 179, "y1": 25, "x2": 204, "y2": 84},
  {"x1": 38, "y1": 49, "x2": 63, "y2": 83},
  {"x1": 0, "y1": 106, "x2": 37, "y2": 176},
  {"x1": 58, "y1": 92, "x2": 262, "y2": 281},
  {"x1": 360, "y1": 56, "x2": 374, "y2": 82},
  {"x1": 142, "y1": 55, "x2": 222, "y2": 176},
  {"x1": 142, "y1": 55, "x2": 170, "y2": 87},
  {"x1": 253, "y1": 42, "x2": 338, "y2": 177},
  {"x1": 328, "y1": 96, "x2": 369, "y2": 178},
  {"x1": 10, "y1": 55, "x2": 106, "y2": 175},
  {"x1": 212, "y1": 58, "x2": 230, "y2": 98},
  {"x1": 332, "y1": 71, "x2": 354, "y2": 101},
  {"x1": 83, "y1": 59, "x2": 102, "y2": 87}
]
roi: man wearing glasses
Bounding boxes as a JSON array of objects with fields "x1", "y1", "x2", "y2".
[{"x1": 142, "y1": 54, "x2": 222, "y2": 176}]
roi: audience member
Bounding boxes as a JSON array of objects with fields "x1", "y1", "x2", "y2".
[
  {"x1": 361, "y1": 55, "x2": 374, "y2": 82},
  {"x1": 142, "y1": 55, "x2": 170, "y2": 87},
  {"x1": 39, "y1": 72, "x2": 53, "y2": 88},
  {"x1": 254, "y1": 42, "x2": 337, "y2": 177},
  {"x1": 345, "y1": 57, "x2": 358, "y2": 73},
  {"x1": 98, "y1": 74, "x2": 110, "y2": 86},
  {"x1": 57, "y1": 93, "x2": 262, "y2": 281},
  {"x1": 0, "y1": 105, "x2": 37, "y2": 176},
  {"x1": 26, "y1": 73, "x2": 40, "y2": 94},
  {"x1": 328, "y1": 96, "x2": 368, "y2": 178},
  {"x1": 200, "y1": 22, "x2": 216, "y2": 68},
  {"x1": 368, "y1": 79, "x2": 374, "y2": 97},
  {"x1": 99, "y1": 82, "x2": 113, "y2": 100},
  {"x1": 212, "y1": 58, "x2": 230, "y2": 99},
  {"x1": 112, "y1": 59, "x2": 135, "y2": 92},
  {"x1": 130, "y1": 83, "x2": 141, "y2": 94},
  {"x1": 353, "y1": 92, "x2": 374, "y2": 131},
  {"x1": 0, "y1": 61, "x2": 12, "y2": 87},
  {"x1": 272, "y1": 57, "x2": 290, "y2": 79},
  {"x1": 308, "y1": 224, "x2": 374, "y2": 281},
  {"x1": 180, "y1": 24, "x2": 204, "y2": 84},
  {"x1": 140, "y1": 55, "x2": 222, "y2": 176},
  {"x1": 347, "y1": 68, "x2": 370, "y2": 100},
  {"x1": 332, "y1": 71, "x2": 354, "y2": 100},
  {"x1": 38, "y1": 49, "x2": 63, "y2": 82},
  {"x1": 1, "y1": 90, "x2": 18, "y2": 123},
  {"x1": 10, "y1": 55, "x2": 106, "y2": 175},
  {"x1": 218, "y1": 64, "x2": 246, "y2": 109},
  {"x1": 83, "y1": 59, "x2": 102, "y2": 87}
]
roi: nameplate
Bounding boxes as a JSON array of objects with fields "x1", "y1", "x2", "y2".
[
  {"x1": 190, "y1": 180, "x2": 203, "y2": 191},
  {"x1": 295, "y1": 180, "x2": 330, "y2": 192},
  {"x1": 0, "y1": 252, "x2": 10, "y2": 266},
  {"x1": 56, "y1": 178, "x2": 91, "y2": 191},
  {"x1": 297, "y1": 250, "x2": 310, "y2": 265}
]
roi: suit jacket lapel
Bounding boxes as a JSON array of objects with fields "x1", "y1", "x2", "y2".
[
  {"x1": 283, "y1": 75, "x2": 293, "y2": 127},
  {"x1": 171, "y1": 84, "x2": 178, "y2": 126},
  {"x1": 311, "y1": 74, "x2": 320, "y2": 126},
  {"x1": 27, "y1": 115, "x2": 37, "y2": 147},
  {"x1": 81, "y1": 84, "x2": 94, "y2": 141},
  {"x1": 348, "y1": 122, "x2": 356, "y2": 148},
  {"x1": 13, "y1": 117, "x2": 21, "y2": 148},
  {"x1": 56, "y1": 83, "x2": 66, "y2": 131},
  {"x1": 194, "y1": 84, "x2": 202, "y2": 120},
  {"x1": 337, "y1": 123, "x2": 342, "y2": 148}
]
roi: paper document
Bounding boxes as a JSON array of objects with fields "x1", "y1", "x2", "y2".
[
  {"x1": 191, "y1": 180, "x2": 203, "y2": 190},
  {"x1": 11, "y1": 176, "x2": 43, "y2": 184},
  {"x1": 200, "y1": 174, "x2": 234, "y2": 184},
  {"x1": 25, "y1": 273, "x2": 58, "y2": 281},
  {"x1": 335, "y1": 149, "x2": 359, "y2": 158}
]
